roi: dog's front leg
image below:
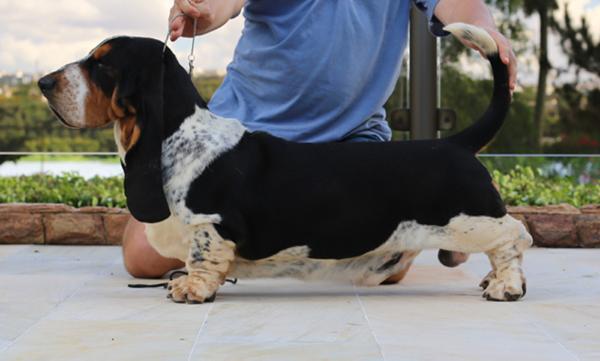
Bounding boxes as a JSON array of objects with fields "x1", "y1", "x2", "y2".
[{"x1": 168, "y1": 224, "x2": 236, "y2": 304}]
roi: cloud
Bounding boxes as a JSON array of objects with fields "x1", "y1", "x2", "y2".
[
  {"x1": 557, "y1": 0, "x2": 600, "y2": 38},
  {"x1": 0, "y1": 0, "x2": 243, "y2": 73},
  {"x1": 1, "y1": 0, "x2": 598, "y2": 77}
]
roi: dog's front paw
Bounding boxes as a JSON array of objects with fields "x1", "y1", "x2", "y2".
[
  {"x1": 482, "y1": 272, "x2": 526, "y2": 302},
  {"x1": 167, "y1": 275, "x2": 217, "y2": 304}
]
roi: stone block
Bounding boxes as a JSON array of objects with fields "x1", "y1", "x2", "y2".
[
  {"x1": 78, "y1": 207, "x2": 127, "y2": 214},
  {"x1": 508, "y1": 204, "x2": 580, "y2": 215},
  {"x1": 527, "y1": 214, "x2": 578, "y2": 248},
  {"x1": 0, "y1": 203, "x2": 74, "y2": 214},
  {"x1": 576, "y1": 214, "x2": 600, "y2": 248},
  {"x1": 44, "y1": 213, "x2": 105, "y2": 245},
  {"x1": 581, "y1": 205, "x2": 600, "y2": 215},
  {"x1": 103, "y1": 214, "x2": 131, "y2": 245},
  {"x1": 0, "y1": 213, "x2": 44, "y2": 244}
]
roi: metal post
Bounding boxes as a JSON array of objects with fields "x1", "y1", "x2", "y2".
[{"x1": 409, "y1": 4, "x2": 438, "y2": 140}]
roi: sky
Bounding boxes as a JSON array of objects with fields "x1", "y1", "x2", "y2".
[
  {"x1": 0, "y1": 0, "x2": 244, "y2": 74},
  {"x1": 0, "y1": 0, "x2": 598, "y2": 79}
]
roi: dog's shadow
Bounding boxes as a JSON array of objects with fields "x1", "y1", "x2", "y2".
[{"x1": 217, "y1": 282, "x2": 482, "y2": 301}]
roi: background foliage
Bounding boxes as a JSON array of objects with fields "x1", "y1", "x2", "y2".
[
  {"x1": 1, "y1": 168, "x2": 597, "y2": 208},
  {"x1": 0, "y1": 1, "x2": 597, "y2": 208},
  {"x1": 0, "y1": 174, "x2": 125, "y2": 208},
  {"x1": 2, "y1": 0, "x2": 600, "y2": 160}
]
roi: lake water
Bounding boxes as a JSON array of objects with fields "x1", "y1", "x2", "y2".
[
  {"x1": 0, "y1": 161, "x2": 123, "y2": 178},
  {"x1": 1, "y1": 158, "x2": 597, "y2": 183}
]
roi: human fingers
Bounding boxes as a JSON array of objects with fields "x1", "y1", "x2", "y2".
[
  {"x1": 488, "y1": 30, "x2": 518, "y2": 93},
  {"x1": 169, "y1": 5, "x2": 187, "y2": 41}
]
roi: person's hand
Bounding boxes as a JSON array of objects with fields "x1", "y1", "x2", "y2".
[
  {"x1": 169, "y1": 0, "x2": 215, "y2": 41},
  {"x1": 460, "y1": 26, "x2": 517, "y2": 93}
]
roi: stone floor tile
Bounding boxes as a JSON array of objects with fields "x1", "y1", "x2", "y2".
[
  {"x1": 190, "y1": 341, "x2": 384, "y2": 361},
  {"x1": 2, "y1": 320, "x2": 200, "y2": 361},
  {"x1": 0, "y1": 245, "x2": 31, "y2": 261},
  {"x1": 1, "y1": 246, "x2": 599, "y2": 361}
]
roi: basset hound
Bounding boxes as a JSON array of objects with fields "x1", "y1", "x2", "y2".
[{"x1": 39, "y1": 23, "x2": 532, "y2": 304}]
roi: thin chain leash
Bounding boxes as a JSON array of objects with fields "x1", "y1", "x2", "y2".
[
  {"x1": 128, "y1": 15, "x2": 238, "y2": 291},
  {"x1": 163, "y1": 15, "x2": 198, "y2": 77}
]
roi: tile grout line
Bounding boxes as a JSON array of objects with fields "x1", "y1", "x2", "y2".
[
  {"x1": 510, "y1": 303, "x2": 583, "y2": 361},
  {"x1": 353, "y1": 285, "x2": 387, "y2": 361},
  {"x1": 186, "y1": 303, "x2": 214, "y2": 361},
  {"x1": 528, "y1": 316, "x2": 583, "y2": 361}
]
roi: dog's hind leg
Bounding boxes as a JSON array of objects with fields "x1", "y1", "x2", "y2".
[
  {"x1": 481, "y1": 225, "x2": 532, "y2": 301},
  {"x1": 380, "y1": 251, "x2": 420, "y2": 285},
  {"x1": 167, "y1": 224, "x2": 236, "y2": 304},
  {"x1": 395, "y1": 214, "x2": 532, "y2": 301}
]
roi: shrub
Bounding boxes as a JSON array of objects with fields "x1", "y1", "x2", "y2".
[
  {"x1": 0, "y1": 168, "x2": 598, "y2": 209},
  {"x1": 492, "y1": 166, "x2": 600, "y2": 207},
  {"x1": 0, "y1": 173, "x2": 125, "y2": 208}
]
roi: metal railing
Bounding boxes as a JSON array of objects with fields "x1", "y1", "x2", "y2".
[{"x1": 0, "y1": 152, "x2": 118, "y2": 156}]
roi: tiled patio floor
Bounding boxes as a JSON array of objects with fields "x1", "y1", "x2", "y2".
[{"x1": 0, "y1": 245, "x2": 599, "y2": 361}]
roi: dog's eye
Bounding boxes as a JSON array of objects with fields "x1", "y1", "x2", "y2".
[{"x1": 96, "y1": 61, "x2": 115, "y2": 76}]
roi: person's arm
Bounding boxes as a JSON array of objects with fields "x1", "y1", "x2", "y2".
[
  {"x1": 434, "y1": 0, "x2": 517, "y2": 92},
  {"x1": 169, "y1": 0, "x2": 244, "y2": 41}
]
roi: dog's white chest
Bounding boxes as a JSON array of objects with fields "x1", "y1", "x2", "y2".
[{"x1": 161, "y1": 106, "x2": 246, "y2": 225}]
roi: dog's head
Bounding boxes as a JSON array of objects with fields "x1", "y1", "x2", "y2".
[{"x1": 39, "y1": 37, "x2": 201, "y2": 223}]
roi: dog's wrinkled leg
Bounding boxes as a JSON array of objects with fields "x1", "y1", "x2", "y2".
[
  {"x1": 168, "y1": 224, "x2": 235, "y2": 304},
  {"x1": 481, "y1": 230, "x2": 531, "y2": 301},
  {"x1": 380, "y1": 251, "x2": 420, "y2": 285},
  {"x1": 397, "y1": 215, "x2": 532, "y2": 301}
]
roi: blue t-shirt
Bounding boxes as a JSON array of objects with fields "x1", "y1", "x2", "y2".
[{"x1": 209, "y1": 0, "x2": 442, "y2": 143}]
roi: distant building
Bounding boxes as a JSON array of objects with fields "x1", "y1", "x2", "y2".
[{"x1": 0, "y1": 72, "x2": 36, "y2": 88}]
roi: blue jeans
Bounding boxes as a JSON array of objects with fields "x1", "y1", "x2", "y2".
[{"x1": 341, "y1": 132, "x2": 387, "y2": 143}]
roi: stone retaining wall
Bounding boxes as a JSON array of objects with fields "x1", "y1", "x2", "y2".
[
  {"x1": 0, "y1": 203, "x2": 599, "y2": 247},
  {"x1": 0, "y1": 204, "x2": 130, "y2": 246}
]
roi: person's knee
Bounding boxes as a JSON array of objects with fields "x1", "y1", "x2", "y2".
[{"x1": 122, "y1": 218, "x2": 182, "y2": 279}]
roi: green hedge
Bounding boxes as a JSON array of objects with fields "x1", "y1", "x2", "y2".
[
  {"x1": 0, "y1": 167, "x2": 598, "y2": 208},
  {"x1": 0, "y1": 173, "x2": 126, "y2": 208},
  {"x1": 493, "y1": 166, "x2": 600, "y2": 207}
]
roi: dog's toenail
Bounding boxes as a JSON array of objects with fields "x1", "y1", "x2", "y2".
[
  {"x1": 504, "y1": 292, "x2": 520, "y2": 301},
  {"x1": 185, "y1": 296, "x2": 202, "y2": 305}
]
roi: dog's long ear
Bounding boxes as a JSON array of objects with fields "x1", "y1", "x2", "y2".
[{"x1": 119, "y1": 41, "x2": 170, "y2": 223}]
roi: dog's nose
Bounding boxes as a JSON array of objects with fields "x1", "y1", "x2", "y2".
[{"x1": 38, "y1": 75, "x2": 57, "y2": 93}]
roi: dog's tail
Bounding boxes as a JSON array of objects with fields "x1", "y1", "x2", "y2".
[{"x1": 443, "y1": 23, "x2": 511, "y2": 153}]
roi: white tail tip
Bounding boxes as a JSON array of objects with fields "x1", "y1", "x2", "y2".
[{"x1": 443, "y1": 23, "x2": 498, "y2": 56}]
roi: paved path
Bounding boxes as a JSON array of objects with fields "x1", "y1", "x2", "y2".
[{"x1": 0, "y1": 246, "x2": 599, "y2": 361}]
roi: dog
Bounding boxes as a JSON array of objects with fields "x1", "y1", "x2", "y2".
[{"x1": 38, "y1": 23, "x2": 532, "y2": 304}]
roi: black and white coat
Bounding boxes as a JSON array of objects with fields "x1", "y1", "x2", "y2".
[{"x1": 39, "y1": 23, "x2": 532, "y2": 304}]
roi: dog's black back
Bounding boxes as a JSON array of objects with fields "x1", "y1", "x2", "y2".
[{"x1": 187, "y1": 132, "x2": 505, "y2": 260}]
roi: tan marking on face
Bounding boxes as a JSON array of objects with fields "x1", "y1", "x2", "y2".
[
  {"x1": 81, "y1": 67, "x2": 112, "y2": 128},
  {"x1": 118, "y1": 116, "x2": 141, "y2": 151},
  {"x1": 93, "y1": 43, "x2": 112, "y2": 60}
]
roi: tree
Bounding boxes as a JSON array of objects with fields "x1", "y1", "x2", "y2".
[
  {"x1": 554, "y1": 6, "x2": 600, "y2": 76},
  {"x1": 523, "y1": 0, "x2": 558, "y2": 151},
  {"x1": 546, "y1": 7, "x2": 600, "y2": 154}
]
